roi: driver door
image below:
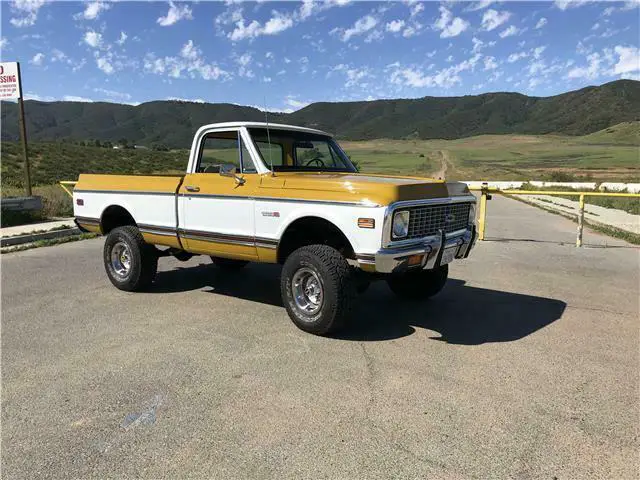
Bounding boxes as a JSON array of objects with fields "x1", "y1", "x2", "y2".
[{"x1": 179, "y1": 129, "x2": 259, "y2": 260}]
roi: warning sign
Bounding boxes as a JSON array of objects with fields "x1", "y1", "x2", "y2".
[{"x1": 0, "y1": 62, "x2": 21, "y2": 100}]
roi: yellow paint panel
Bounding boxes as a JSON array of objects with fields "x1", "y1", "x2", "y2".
[
  {"x1": 141, "y1": 233, "x2": 181, "y2": 249},
  {"x1": 257, "y1": 246, "x2": 278, "y2": 263},
  {"x1": 185, "y1": 238, "x2": 258, "y2": 260},
  {"x1": 78, "y1": 223, "x2": 101, "y2": 234},
  {"x1": 76, "y1": 174, "x2": 183, "y2": 193}
]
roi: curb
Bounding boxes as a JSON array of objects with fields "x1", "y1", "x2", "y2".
[{"x1": 1, "y1": 227, "x2": 82, "y2": 247}]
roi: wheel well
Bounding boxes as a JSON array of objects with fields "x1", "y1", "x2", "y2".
[
  {"x1": 277, "y1": 217, "x2": 355, "y2": 264},
  {"x1": 100, "y1": 205, "x2": 137, "y2": 234}
]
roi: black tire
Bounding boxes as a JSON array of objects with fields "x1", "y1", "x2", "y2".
[
  {"x1": 103, "y1": 226, "x2": 158, "y2": 292},
  {"x1": 210, "y1": 256, "x2": 249, "y2": 270},
  {"x1": 386, "y1": 265, "x2": 449, "y2": 301},
  {"x1": 280, "y1": 245, "x2": 356, "y2": 335}
]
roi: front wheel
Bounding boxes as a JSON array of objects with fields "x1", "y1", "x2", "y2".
[
  {"x1": 280, "y1": 245, "x2": 356, "y2": 335},
  {"x1": 103, "y1": 226, "x2": 158, "y2": 291},
  {"x1": 386, "y1": 265, "x2": 448, "y2": 300}
]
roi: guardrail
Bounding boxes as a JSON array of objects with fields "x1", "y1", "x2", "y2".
[{"x1": 468, "y1": 183, "x2": 640, "y2": 247}]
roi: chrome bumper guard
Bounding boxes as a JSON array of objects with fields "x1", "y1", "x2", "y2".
[{"x1": 358, "y1": 225, "x2": 476, "y2": 274}]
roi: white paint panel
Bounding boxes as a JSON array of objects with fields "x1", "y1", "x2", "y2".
[
  {"x1": 181, "y1": 196, "x2": 254, "y2": 236},
  {"x1": 255, "y1": 200, "x2": 386, "y2": 254},
  {"x1": 73, "y1": 191, "x2": 177, "y2": 229}
]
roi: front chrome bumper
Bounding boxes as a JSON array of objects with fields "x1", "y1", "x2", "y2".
[{"x1": 357, "y1": 226, "x2": 476, "y2": 274}]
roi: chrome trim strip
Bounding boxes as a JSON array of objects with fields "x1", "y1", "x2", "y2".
[
  {"x1": 180, "y1": 192, "x2": 380, "y2": 207},
  {"x1": 75, "y1": 216, "x2": 100, "y2": 225},
  {"x1": 75, "y1": 189, "x2": 176, "y2": 197}
]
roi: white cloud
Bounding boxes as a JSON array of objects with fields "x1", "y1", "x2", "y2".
[
  {"x1": 285, "y1": 95, "x2": 309, "y2": 109},
  {"x1": 144, "y1": 40, "x2": 230, "y2": 81},
  {"x1": 262, "y1": 76, "x2": 272, "y2": 83},
  {"x1": 263, "y1": 11, "x2": 294, "y2": 35},
  {"x1": 10, "y1": 0, "x2": 47, "y2": 27},
  {"x1": 499, "y1": 25, "x2": 520, "y2": 38},
  {"x1": 567, "y1": 52, "x2": 601, "y2": 79},
  {"x1": 533, "y1": 46, "x2": 546, "y2": 59},
  {"x1": 554, "y1": 0, "x2": 591, "y2": 10},
  {"x1": 535, "y1": 17, "x2": 548, "y2": 29},
  {"x1": 157, "y1": 1, "x2": 193, "y2": 27},
  {"x1": 63, "y1": 95, "x2": 93, "y2": 102},
  {"x1": 508, "y1": 51, "x2": 528, "y2": 63},
  {"x1": 390, "y1": 54, "x2": 481, "y2": 89},
  {"x1": 433, "y1": 6, "x2": 469, "y2": 38},
  {"x1": 75, "y1": 1, "x2": 110, "y2": 20},
  {"x1": 613, "y1": 45, "x2": 640, "y2": 74},
  {"x1": 1, "y1": 37, "x2": 9, "y2": 49},
  {"x1": 167, "y1": 97, "x2": 205, "y2": 103},
  {"x1": 265, "y1": 51, "x2": 274, "y2": 59},
  {"x1": 481, "y1": 9, "x2": 511, "y2": 31},
  {"x1": 483, "y1": 56, "x2": 498, "y2": 70},
  {"x1": 96, "y1": 55, "x2": 114, "y2": 74},
  {"x1": 116, "y1": 31, "x2": 127, "y2": 46},
  {"x1": 341, "y1": 15, "x2": 378, "y2": 42},
  {"x1": 386, "y1": 19, "x2": 405, "y2": 33},
  {"x1": 83, "y1": 30, "x2": 103, "y2": 48},
  {"x1": 410, "y1": 3, "x2": 424, "y2": 17},
  {"x1": 402, "y1": 25, "x2": 419, "y2": 38},
  {"x1": 30, "y1": 52, "x2": 44, "y2": 65},
  {"x1": 466, "y1": 0, "x2": 494, "y2": 11},
  {"x1": 93, "y1": 87, "x2": 132, "y2": 101},
  {"x1": 229, "y1": 20, "x2": 262, "y2": 41}
]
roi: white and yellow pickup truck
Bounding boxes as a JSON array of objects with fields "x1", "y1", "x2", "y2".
[{"x1": 74, "y1": 122, "x2": 477, "y2": 335}]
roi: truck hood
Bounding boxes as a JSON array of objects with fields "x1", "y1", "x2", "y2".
[{"x1": 260, "y1": 172, "x2": 472, "y2": 206}]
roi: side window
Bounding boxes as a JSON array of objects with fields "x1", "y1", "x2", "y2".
[
  {"x1": 197, "y1": 132, "x2": 240, "y2": 173},
  {"x1": 240, "y1": 136, "x2": 256, "y2": 173},
  {"x1": 255, "y1": 141, "x2": 284, "y2": 167}
]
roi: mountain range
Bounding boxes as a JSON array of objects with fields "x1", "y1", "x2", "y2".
[{"x1": 1, "y1": 80, "x2": 638, "y2": 148}]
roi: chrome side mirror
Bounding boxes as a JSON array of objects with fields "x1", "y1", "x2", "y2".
[{"x1": 220, "y1": 163, "x2": 245, "y2": 185}]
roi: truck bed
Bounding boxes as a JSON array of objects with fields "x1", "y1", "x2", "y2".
[{"x1": 73, "y1": 174, "x2": 184, "y2": 248}]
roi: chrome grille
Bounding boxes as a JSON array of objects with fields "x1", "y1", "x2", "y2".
[{"x1": 400, "y1": 202, "x2": 472, "y2": 240}]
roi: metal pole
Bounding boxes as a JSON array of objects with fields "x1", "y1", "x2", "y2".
[
  {"x1": 478, "y1": 183, "x2": 488, "y2": 241},
  {"x1": 576, "y1": 193, "x2": 585, "y2": 247},
  {"x1": 17, "y1": 62, "x2": 32, "y2": 196}
]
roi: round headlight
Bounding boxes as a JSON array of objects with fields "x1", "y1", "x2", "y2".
[{"x1": 392, "y1": 210, "x2": 410, "y2": 238}]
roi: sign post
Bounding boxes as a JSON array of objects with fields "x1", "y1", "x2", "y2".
[{"x1": 1, "y1": 61, "x2": 31, "y2": 196}]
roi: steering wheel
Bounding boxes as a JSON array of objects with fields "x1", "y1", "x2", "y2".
[{"x1": 304, "y1": 157, "x2": 326, "y2": 167}]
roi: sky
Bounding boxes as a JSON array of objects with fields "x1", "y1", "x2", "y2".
[{"x1": 0, "y1": 0, "x2": 639, "y2": 111}]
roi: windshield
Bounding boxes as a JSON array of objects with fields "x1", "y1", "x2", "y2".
[{"x1": 248, "y1": 128, "x2": 356, "y2": 173}]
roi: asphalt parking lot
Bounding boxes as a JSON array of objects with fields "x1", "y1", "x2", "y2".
[{"x1": 2, "y1": 196, "x2": 638, "y2": 479}]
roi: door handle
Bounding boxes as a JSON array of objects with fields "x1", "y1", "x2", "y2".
[{"x1": 185, "y1": 185, "x2": 200, "y2": 192}]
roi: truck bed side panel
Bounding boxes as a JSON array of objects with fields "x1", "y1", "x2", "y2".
[{"x1": 73, "y1": 174, "x2": 183, "y2": 248}]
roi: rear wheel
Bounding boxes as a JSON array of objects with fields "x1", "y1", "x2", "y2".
[
  {"x1": 103, "y1": 226, "x2": 158, "y2": 291},
  {"x1": 386, "y1": 265, "x2": 448, "y2": 300},
  {"x1": 281, "y1": 245, "x2": 355, "y2": 335},
  {"x1": 210, "y1": 256, "x2": 249, "y2": 270}
]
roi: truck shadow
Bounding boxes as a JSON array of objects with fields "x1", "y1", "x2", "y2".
[{"x1": 152, "y1": 262, "x2": 566, "y2": 345}]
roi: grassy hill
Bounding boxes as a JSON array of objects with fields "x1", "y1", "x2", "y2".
[
  {"x1": 575, "y1": 121, "x2": 640, "y2": 145},
  {"x1": 2, "y1": 80, "x2": 638, "y2": 147}
]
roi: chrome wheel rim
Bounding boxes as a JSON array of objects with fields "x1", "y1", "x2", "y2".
[
  {"x1": 110, "y1": 241, "x2": 132, "y2": 278},
  {"x1": 292, "y1": 267, "x2": 323, "y2": 316}
]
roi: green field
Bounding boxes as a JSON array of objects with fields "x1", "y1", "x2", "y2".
[{"x1": 342, "y1": 122, "x2": 640, "y2": 182}]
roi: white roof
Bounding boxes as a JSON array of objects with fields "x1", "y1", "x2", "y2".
[{"x1": 198, "y1": 122, "x2": 331, "y2": 137}]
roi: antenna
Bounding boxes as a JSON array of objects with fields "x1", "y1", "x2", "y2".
[{"x1": 263, "y1": 97, "x2": 275, "y2": 176}]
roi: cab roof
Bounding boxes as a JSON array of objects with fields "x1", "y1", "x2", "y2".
[{"x1": 198, "y1": 122, "x2": 331, "y2": 137}]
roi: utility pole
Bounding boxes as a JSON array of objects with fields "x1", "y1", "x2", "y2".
[{"x1": 16, "y1": 62, "x2": 32, "y2": 196}]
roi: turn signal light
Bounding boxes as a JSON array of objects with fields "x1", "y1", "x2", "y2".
[
  {"x1": 357, "y1": 218, "x2": 375, "y2": 229},
  {"x1": 408, "y1": 254, "x2": 423, "y2": 266}
]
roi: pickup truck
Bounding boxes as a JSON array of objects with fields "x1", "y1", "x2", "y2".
[{"x1": 74, "y1": 122, "x2": 477, "y2": 335}]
